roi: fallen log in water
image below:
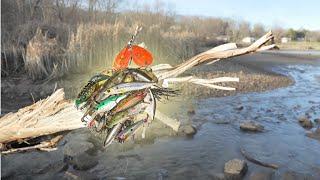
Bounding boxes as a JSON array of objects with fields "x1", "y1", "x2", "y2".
[{"x1": 0, "y1": 31, "x2": 276, "y2": 152}]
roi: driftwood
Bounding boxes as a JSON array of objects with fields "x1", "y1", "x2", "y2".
[
  {"x1": 1, "y1": 135, "x2": 63, "y2": 154},
  {"x1": 240, "y1": 148, "x2": 279, "y2": 169},
  {"x1": 0, "y1": 31, "x2": 275, "y2": 152}
]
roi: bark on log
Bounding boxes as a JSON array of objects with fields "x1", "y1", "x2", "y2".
[{"x1": 0, "y1": 32, "x2": 276, "y2": 146}]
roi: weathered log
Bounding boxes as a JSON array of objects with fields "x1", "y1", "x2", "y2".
[
  {"x1": 0, "y1": 32, "x2": 276, "y2": 148},
  {"x1": 0, "y1": 89, "x2": 84, "y2": 144}
]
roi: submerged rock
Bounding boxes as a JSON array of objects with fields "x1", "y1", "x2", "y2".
[
  {"x1": 249, "y1": 171, "x2": 275, "y2": 180},
  {"x1": 306, "y1": 128, "x2": 320, "y2": 141},
  {"x1": 224, "y1": 159, "x2": 248, "y2": 179},
  {"x1": 157, "y1": 168, "x2": 169, "y2": 180},
  {"x1": 187, "y1": 108, "x2": 196, "y2": 115},
  {"x1": 235, "y1": 105, "x2": 244, "y2": 111},
  {"x1": 208, "y1": 172, "x2": 225, "y2": 180},
  {"x1": 280, "y1": 171, "x2": 316, "y2": 180},
  {"x1": 63, "y1": 141, "x2": 94, "y2": 157},
  {"x1": 298, "y1": 117, "x2": 313, "y2": 129},
  {"x1": 64, "y1": 170, "x2": 99, "y2": 180},
  {"x1": 69, "y1": 153, "x2": 98, "y2": 171},
  {"x1": 178, "y1": 125, "x2": 197, "y2": 136},
  {"x1": 213, "y1": 119, "x2": 230, "y2": 124},
  {"x1": 240, "y1": 121, "x2": 264, "y2": 132}
]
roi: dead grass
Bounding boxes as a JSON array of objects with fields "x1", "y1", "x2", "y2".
[
  {"x1": 15, "y1": 21, "x2": 204, "y2": 80},
  {"x1": 278, "y1": 41, "x2": 320, "y2": 50}
]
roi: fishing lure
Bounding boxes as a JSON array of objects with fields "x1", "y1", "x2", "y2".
[
  {"x1": 109, "y1": 90, "x2": 147, "y2": 115},
  {"x1": 103, "y1": 82, "x2": 156, "y2": 97},
  {"x1": 94, "y1": 70, "x2": 128, "y2": 103},
  {"x1": 130, "y1": 68, "x2": 158, "y2": 83},
  {"x1": 117, "y1": 120, "x2": 145, "y2": 143},
  {"x1": 75, "y1": 73, "x2": 110, "y2": 109},
  {"x1": 104, "y1": 123, "x2": 122, "y2": 147}
]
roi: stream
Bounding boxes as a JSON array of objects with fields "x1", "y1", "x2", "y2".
[{"x1": 87, "y1": 62, "x2": 320, "y2": 179}]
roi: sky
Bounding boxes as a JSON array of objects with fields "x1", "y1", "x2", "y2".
[{"x1": 137, "y1": 0, "x2": 320, "y2": 30}]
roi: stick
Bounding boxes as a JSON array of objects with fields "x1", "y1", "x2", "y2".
[
  {"x1": 240, "y1": 148, "x2": 279, "y2": 169},
  {"x1": 1, "y1": 135, "x2": 63, "y2": 154},
  {"x1": 157, "y1": 31, "x2": 274, "y2": 80}
]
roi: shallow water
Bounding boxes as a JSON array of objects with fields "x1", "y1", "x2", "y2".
[{"x1": 86, "y1": 63, "x2": 320, "y2": 179}]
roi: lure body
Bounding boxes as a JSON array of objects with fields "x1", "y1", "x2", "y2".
[
  {"x1": 117, "y1": 120, "x2": 144, "y2": 142},
  {"x1": 110, "y1": 90, "x2": 147, "y2": 115},
  {"x1": 130, "y1": 68, "x2": 158, "y2": 83},
  {"x1": 94, "y1": 70, "x2": 128, "y2": 103},
  {"x1": 104, "y1": 82, "x2": 156, "y2": 97},
  {"x1": 75, "y1": 74, "x2": 110, "y2": 108},
  {"x1": 104, "y1": 123, "x2": 121, "y2": 147}
]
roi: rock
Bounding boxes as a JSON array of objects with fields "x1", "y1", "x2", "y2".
[
  {"x1": 64, "y1": 170, "x2": 99, "y2": 180},
  {"x1": 298, "y1": 117, "x2": 313, "y2": 129},
  {"x1": 63, "y1": 141, "x2": 94, "y2": 157},
  {"x1": 235, "y1": 105, "x2": 244, "y2": 111},
  {"x1": 69, "y1": 153, "x2": 98, "y2": 171},
  {"x1": 157, "y1": 168, "x2": 169, "y2": 180},
  {"x1": 314, "y1": 118, "x2": 320, "y2": 124},
  {"x1": 213, "y1": 119, "x2": 230, "y2": 124},
  {"x1": 249, "y1": 171, "x2": 274, "y2": 180},
  {"x1": 187, "y1": 108, "x2": 196, "y2": 115},
  {"x1": 179, "y1": 125, "x2": 197, "y2": 136},
  {"x1": 240, "y1": 121, "x2": 264, "y2": 132},
  {"x1": 306, "y1": 128, "x2": 320, "y2": 141},
  {"x1": 224, "y1": 159, "x2": 248, "y2": 179}
]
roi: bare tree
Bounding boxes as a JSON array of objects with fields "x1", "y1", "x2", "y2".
[{"x1": 252, "y1": 24, "x2": 266, "y2": 38}]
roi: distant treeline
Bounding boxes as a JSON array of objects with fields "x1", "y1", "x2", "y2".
[{"x1": 1, "y1": 0, "x2": 319, "y2": 79}]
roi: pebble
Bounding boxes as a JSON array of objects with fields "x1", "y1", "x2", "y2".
[
  {"x1": 157, "y1": 168, "x2": 169, "y2": 180},
  {"x1": 298, "y1": 116, "x2": 313, "y2": 129},
  {"x1": 240, "y1": 120, "x2": 264, "y2": 132},
  {"x1": 235, "y1": 105, "x2": 244, "y2": 111}
]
